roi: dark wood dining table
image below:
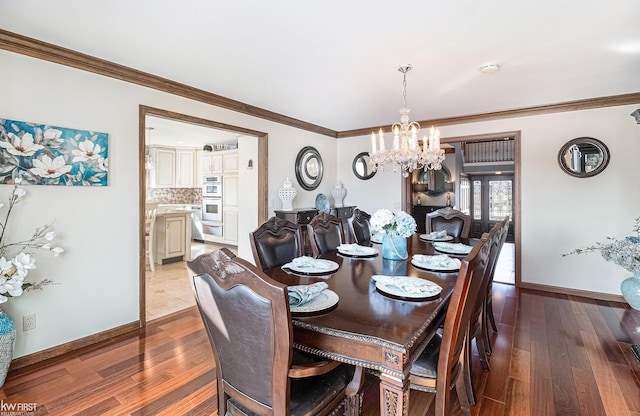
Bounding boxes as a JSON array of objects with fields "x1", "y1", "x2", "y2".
[{"x1": 266, "y1": 234, "x2": 476, "y2": 416}]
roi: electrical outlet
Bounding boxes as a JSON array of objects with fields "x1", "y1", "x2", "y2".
[{"x1": 23, "y1": 314, "x2": 36, "y2": 331}]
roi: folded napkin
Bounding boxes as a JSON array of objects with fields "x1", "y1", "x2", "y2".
[
  {"x1": 285, "y1": 256, "x2": 333, "y2": 270},
  {"x1": 428, "y1": 230, "x2": 448, "y2": 239},
  {"x1": 413, "y1": 254, "x2": 461, "y2": 268},
  {"x1": 433, "y1": 242, "x2": 472, "y2": 252},
  {"x1": 287, "y1": 282, "x2": 329, "y2": 306},
  {"x1": 372, "y1": 275, "x2": 441, "y2": 295},
  {"x1": 337, "y1": 244, "x2": 368, "y2": 253}
]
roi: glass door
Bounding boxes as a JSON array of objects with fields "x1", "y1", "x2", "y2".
[{"x1": 470, "y1": 174, "x2": 514, "y2": 241}]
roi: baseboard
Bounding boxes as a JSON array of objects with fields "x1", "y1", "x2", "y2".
[
  {"x1": 9, "y1": 321, "x2": 140, "y2": 374},
  {"x1": 519, "y1": 281, "x2": 626, "y2": 303}
]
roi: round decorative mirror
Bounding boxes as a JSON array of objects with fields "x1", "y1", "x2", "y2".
[
  {"x1": 295, "y1": 146, "x2": 324, "y2": 190},
  {"x1": 558, "y1": 137, "x2": 609, "y2": 178},
  {"x1": 418, "y1": 166, "x2": 451, "y2": 195},
  {"x1": 352, "y1": 152, "x2": 376, "y2": 180}
]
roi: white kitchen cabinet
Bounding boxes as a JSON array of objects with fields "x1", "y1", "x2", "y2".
[
  {"x1": 223, "y1": 209, "x2": 238, "y2": 243},
  {"x1": 222, "y1": 152, "x2": 239, "y2": 173},
  {"x1": 150, "y1": 147, "x2": 176, "y2": 188},
  {"x1": 175, "y1": 148, "x2": 196, "y2": 187},
  {"x1": 155, "y1": 214, "x2": 186, "y2": 263},
  {"x1": 223, "y1": 174, "x2": 239, "y2": 206},
  {"x1": 199, "y1": 152, "x2": 223, "y2": 177}
]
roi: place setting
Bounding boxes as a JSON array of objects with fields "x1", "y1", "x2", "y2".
[
  {"x1": 419, "y1": 230, "x2": 454, "y2": 242},
  {"x1": 432, "y1": 241, "x2": 473, "y2": 255},
  {"x1": 282, "y1": 256, "x2": 340, "y2": 276},
  {"x1": 411, "y1": 254, "x2": 461, "y2": 272},
  {"x1": 336, "y1": 243, "x2": 379, "y2": 258},
  {"x1": 371, "y1": 275, "x2": 443, "y2": 301},
  {"x1": 287, "y1": 282, "x2": 339, "y2": 315}
]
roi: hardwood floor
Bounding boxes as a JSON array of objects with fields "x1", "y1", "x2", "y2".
[{"x1": 2, "y1": 283, "x2": 639, "y2": 415}]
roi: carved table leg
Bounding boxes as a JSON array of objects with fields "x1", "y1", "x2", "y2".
[{"x1": 379, "y1": 374, "x2": 410, "y2": 416}]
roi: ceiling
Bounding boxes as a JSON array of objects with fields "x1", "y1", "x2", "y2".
[{"x1": 2, "y1": 0, "x2": 639, "y2": 142}]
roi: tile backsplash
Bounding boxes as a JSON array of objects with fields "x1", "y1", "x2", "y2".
[{"x1": 147, "y1": 188, "x2": 202, "y2": 205}]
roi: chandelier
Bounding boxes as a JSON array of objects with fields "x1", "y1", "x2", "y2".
[{"x1": 370, "y1": 65, "x2": 445, "y2": 177}]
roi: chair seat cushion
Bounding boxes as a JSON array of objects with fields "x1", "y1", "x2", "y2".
[
  {"x1": 227, "y1": 364, "x2": 354, "y2": 416},
  {"x1": 410, "y1": 333, "x2": 442, "y2": 380},
  {"x1": 290, "y1": 364, "x2": 353, "y2": 416}
]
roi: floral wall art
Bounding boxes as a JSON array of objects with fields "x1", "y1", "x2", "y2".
[{"x1": 0, "y1": 118, "x2": 108, "y2": 186}]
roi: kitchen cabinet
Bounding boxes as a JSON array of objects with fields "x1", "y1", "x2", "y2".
[
  {"x1": 222, "y1": 174, "x2": 239, "y2": 244},
  {"x1": 150, "y1": 147, "x2": 175, "y2": 188},
  {"x1": 175, "y1": 149, "x2": 196, "y2": 188},
  {"x1": 150, "y1": 146, "x2": 197, "y2": 188},
  {"x1": 198, "y1": 150, "x2": 238, "y2": 179},
  {"x1": 155, "y1": 213, "x2": 186, "y2": 264},
  {"x1": 223, "y1": 209, "x2": 238, "y2": 243}
]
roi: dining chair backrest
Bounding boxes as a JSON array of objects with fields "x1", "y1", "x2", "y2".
[
  {"x1": 307, "y1": 212, "x2": 345, "y2": 257},
  {"x1": 426, "y1": 207, "x2": 471, "y2": 238},
  {"x1": 249, "y1": 216, "x2": 304, "y2": 272},
  {"x1": 347, "y1": 209, "x2": 372, "y2": 246},
  {"x1": 434, "y1": 236, "x2": 490, "y2": 414},
  {"x1": 188, "y1": 249, "x2": 294, "y2": 414}
]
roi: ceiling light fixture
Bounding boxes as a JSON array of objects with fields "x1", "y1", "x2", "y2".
[
  {"x1": 479, "y1": 63, "x2": 500, "y2": 74},
  {"x1": 370, "y1": 65, "x2": 445, "y2": 177}
]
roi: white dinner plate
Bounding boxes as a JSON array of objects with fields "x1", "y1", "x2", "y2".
[
  {"x1": 372, "y1": 275, "x2": 442, "y2": 300},
  {"x1": 411, "y1": 255, "x2": 461, "y2": 271},
  {"x1": 337, "y1": 245, "x2": 379, "y2": 257},
  {"x1": 290, "y1": 289, "x2": 339, "y2": 314},
  {"x1": 432, "y1": 242, "x2": 473, "y2": 255},
  {"x1": 419, "y1": 234, "x2": 454, "y2": 242},
  {"x1": 283, "y1": 259, "x2": 339, "y2": 275},
  {"x1": 371, "y1": 234, "x2": 383, "y2": 244}
]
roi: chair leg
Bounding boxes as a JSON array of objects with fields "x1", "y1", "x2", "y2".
[
  {"x1": 344, "y1": 366, "x2": 365, "y2": 416},
  {"x1": 463, "y1": 336, "x2": 477, "y2": 405},
  {"x1": 482, "y1": 303, "x2": 492, "y2": 356},
  {"x1": 487, "y1": 286, "x2": 498, "y2": 332},
  {"x1": 476, "y1": 333, "x2": 491, "y2": 372},
  {"x1": 455, "y1": 367, "x2": 472, "y2": 416}
]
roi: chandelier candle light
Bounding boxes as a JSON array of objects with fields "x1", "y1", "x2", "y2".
[{"x1": 370, "y1": 65, "x2": 445, "y2": 177}]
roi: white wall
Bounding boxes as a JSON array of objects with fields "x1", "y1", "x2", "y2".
[
  {"x1": 0, "y1": 50, "x2": 334, "y2": 358},
  {"x1": 337, "y1": 105, "x2": 640, "y2": 296}
]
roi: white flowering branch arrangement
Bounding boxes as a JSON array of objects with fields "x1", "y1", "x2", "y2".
[
  {"x1": 563, "y1": 216, "x2": 640, "y2": 275},
  {"x1": 370, "y1": 209, "x2": 417, "y2": 238},
  {"x1": 0, "y1": 180, "x2": 64, "y2": 303}
]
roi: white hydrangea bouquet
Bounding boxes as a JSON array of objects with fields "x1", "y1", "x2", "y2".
[
  {"x1": 370, "y1": 209, "x2": 417, "y2": 238},
  {"x1": 0, "y1": 180, "x2": 63, "y2": 304}
]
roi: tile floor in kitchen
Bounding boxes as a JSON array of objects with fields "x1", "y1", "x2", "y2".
[{"x1": 145, "y1": 241, "x2": 238, "y2": 321}]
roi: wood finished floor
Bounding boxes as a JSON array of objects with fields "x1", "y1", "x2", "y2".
[{"x1": 2, "y1": 283, "x2": 639, "y2": 415}]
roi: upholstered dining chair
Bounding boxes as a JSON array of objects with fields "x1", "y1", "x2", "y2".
[
  {"x1": 409, "y1": 236, "x2": 490, "y2": 416},
  {"x1": 463, "y1": 222, "x2": 502, "y2": 405},
  {"x1": 485, "y1": 215, "x2": 510, "y2": 334},
  {"x1": 426, "y1": 207, "x2": 472, "y2": 238},
  {"x1": 145, "y1": 208, "x2": 157, "y2": 272},
  {"x1": 347, "y1": 209, "x2": 372, "y2": 246},
  {"x1": 187, "y1": 248, "x2": 364, "y2": 416},
  {"x1": 307, "y1": 212, "x2": 346, "y2": 257},
  {"x1": 249, "y1": 216, "x2": 304, "y2": 272}
]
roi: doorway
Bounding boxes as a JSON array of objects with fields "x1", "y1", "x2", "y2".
[
  {"x1": 139, "y1": 105, "x2": 269, "y2": 326},
  {"x1": 469, "y1": 174, "x2": 514, "y2": 242}
]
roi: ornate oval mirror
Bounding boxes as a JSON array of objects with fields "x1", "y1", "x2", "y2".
[
  {"x1": 352, "y1": 152, "x2": 376, "y2": 180},
  {"x1": 295, "y1": 146, "x2": 324, "y2": 190},
  {"x1": 418, "y1": 166, "x2": 451, "y2": 195},
  {"x1": 557, "y1": 137, "x2": 609, "y2": 178}
]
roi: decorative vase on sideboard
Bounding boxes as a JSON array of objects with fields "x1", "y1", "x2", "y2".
[
  {"x1": 381, "y1": 233, "x2": 408, "y2": 261},
  {"x1": 0, "y1": 310, "x2": 16, "y2": 387},
  {"x1": 621, "y1": 274, "x2": 640, "y2": 310},
  {"x1": 331, "y1": 182, "x2": 346, "y2": 208},
  {"x1": 278, "y1": 177, "x2": 297, "y2": 211}
]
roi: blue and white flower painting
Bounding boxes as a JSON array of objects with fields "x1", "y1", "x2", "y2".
[{"x1": 0, "y1": 118, "x2": 108, "y2": 186}]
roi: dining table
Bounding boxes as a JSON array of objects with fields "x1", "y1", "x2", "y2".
[{"x1": 266, "y1": 233, "x2": 477, "y2": 416}]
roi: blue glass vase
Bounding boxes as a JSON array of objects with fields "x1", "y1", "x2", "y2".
[
  {"x1": 0, "y1": 310, "x2": 15, "y2": 387},
  {"x1": 621, "y1": 274, "x2": 640, "y2": 310},
  {"x1": 381, "y1": 233, "x2": 408, "y2": 261}
]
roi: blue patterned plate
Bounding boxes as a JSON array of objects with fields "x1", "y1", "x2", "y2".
[{"x1": 315, "y1": 193, "x2": 330, "y2": 213}]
